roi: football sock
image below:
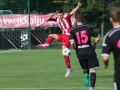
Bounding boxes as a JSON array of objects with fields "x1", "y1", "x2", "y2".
[
  {"x1": 45, "y1": 36, "x2": 53, "y2": 44},
  {"x1": 83, "y1": 69, "x2": 89, "y2": 74},
  {"x1": 90, "y1": 87, "x2": 94, "y2": 90},
  {"x1": 63, "y1": 56, "x2": 71, "y2": 68},
  {"x1": 116, "y1": 71, "x2": 120, "y2": 90},
  {"x1": 90, "y1": 73, "x2": 96, "y2": 88},
  {"x1": 113, "y1": 82, "x2": 117, "y2": 90},
  {"x1": 117, "y1": 82, "x2": 120, "y2": 90}
]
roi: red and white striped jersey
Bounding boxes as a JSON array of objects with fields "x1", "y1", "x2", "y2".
[{"x1": 49, "y1": 13, "x2": 72, "y2": 35}]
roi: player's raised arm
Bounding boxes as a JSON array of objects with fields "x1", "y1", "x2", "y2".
[
  {"x1": 70, "y1": 2, "x2": 82, "y2": 15},
  {"x1": 45, "y1": 13, "x2": 55, "y2": 22}
]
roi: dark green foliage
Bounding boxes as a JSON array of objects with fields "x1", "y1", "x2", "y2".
[{"x1": 0, "y1": 0, "x2": 120, "y2": 34}]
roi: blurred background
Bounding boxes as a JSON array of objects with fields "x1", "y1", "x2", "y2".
[{"x1": 0, "y1": 0, "x2": 120, "y2": 50}]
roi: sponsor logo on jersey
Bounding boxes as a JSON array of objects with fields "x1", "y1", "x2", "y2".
[{"x1": 78, "y1": 45, "x2": 89, "y2": 48}]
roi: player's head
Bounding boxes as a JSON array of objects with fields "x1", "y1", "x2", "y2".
[
  {"x1": 109, "y1": 7, "x2": 120, "y2": 23},
  {"x1": 56, "y1": 9, "x2": 64, "y2": 20},
  {"x1": 75, "y1": 11, "x2": 84, "y2": 22}
]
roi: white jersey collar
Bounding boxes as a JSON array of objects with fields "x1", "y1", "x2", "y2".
[{"x1": 114, "y1": 25, "x2": 120, "y2": 28}]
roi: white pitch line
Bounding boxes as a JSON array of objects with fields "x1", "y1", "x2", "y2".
[
  {"x1": 0, "y1": 50, "x2": 23, "y2": 54},
  {"x1": 0, "y1": 87, "x2": 113, "y2": 90}
]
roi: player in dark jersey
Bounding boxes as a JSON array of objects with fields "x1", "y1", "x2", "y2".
[
  {"x1": 69, "y1": 11, "x2": 100, "y2": 90},
  {"x1": 101, "y1": 7, "x2": 120, "y2": 90}
]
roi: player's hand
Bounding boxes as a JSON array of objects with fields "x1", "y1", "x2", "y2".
[
  {"x1": 93, "y1": 43, "x2": 96, "y2": 50},
  {"x1": 104, "y1": 65, "x2": 108, "y2": 68},
  {"x1": 77, "y1": 2, "x2": 82, "y2": 7},
  {"x1": 104, "y1": 62, "x2": 108, "y2": 68},
  {"x1": 93, "y1": 44, "x2": 96, "y2": 50}
]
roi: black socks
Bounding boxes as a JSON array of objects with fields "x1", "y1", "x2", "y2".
[{"x1": 90, "y1": 73, "x2": 96, "y2": 88}]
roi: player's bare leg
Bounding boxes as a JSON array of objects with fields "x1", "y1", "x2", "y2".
[
  {"x1": 38, "y1": 34, "x2": 58, "y2": 48},
  {"x1": 62, "y1": 45, "x2": 72, "y2": 77}
]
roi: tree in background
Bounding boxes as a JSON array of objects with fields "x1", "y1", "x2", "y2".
[
  {"x1": 62, "y1": 0, "x2": 111, "y2": 35},
  {"x1": 1, "y1": 0, "x2": 120, "y2": 35}
]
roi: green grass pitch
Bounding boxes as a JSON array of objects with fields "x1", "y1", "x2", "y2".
[{"x1": 0, "y1": 47, "x2": 114, "y2": 90}]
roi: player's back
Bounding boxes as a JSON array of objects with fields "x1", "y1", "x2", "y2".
[{"x1": 71, "y1": 24, "x2": 99, "y2": 60}]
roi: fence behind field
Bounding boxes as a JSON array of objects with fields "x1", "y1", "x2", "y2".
[{"x1": 0, "y1": 0, "x2": 119, "y2": 50}]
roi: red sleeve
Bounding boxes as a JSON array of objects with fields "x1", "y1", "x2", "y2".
[
  {"x1": 49, "y1": 18, "x2": 56, "y2": 22},
  {"x1": 65, "y1": 12, "x2": 71, "y2": 19}
]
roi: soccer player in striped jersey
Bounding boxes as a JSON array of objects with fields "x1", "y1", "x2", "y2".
[
  {"x1": 38, "y1": 2, "x2": 82, "y2": 77},
  {"x1": 101, "y1": 7, "x2": 120, "y2": 90}
]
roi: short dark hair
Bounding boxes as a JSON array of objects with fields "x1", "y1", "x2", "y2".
[
  {"x1": 56, "y1": 9, "x2": 63, "y2": 14},
  {"x1": 75, "y1": 11, "x2": 84, "y2": 22},
  {"x1": 110, "y1": 7, "x2": 120, "y2": 22}
]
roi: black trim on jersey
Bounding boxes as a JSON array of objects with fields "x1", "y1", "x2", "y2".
[
  {"x1": 102, "y1": 27, "x2": 120, "y2": 47},
  {"x1": 71, "y1": 24, "x2": 94, "y2": 31},
  {"x1": 70, "y1": 24, "x2": 100, "y2": 38}
]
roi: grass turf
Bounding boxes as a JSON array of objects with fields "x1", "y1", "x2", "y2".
[{"x1": 0, "y1": 48, "x2": 114, "y2": 90}]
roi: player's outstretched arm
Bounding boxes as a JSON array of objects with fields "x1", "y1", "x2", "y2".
[
  {"x1": 38, "y1": 14, "x2": 54, "y2": 26},
  {"x1": 45, "y1": 13, "x2": 54, "y2": 22},
  {"x1": 70, "y1": 2, "x2": 82, "y2": 15}
]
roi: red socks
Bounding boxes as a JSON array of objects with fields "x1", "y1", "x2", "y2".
[
  {"x1": 63, "y1": 56, "x2": 71, "y2": 68},
  {"x1": 45, "y1": 36, "x2": 53, "y2": 44},
  {"x1": 46, "y1": 36, "x2": 71, "y2": 68}
]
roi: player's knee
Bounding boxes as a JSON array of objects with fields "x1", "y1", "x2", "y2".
[
  {"x1": 90, "y1": 68, "x2": 96, "y2": 73},
  {"x1": 65, "y1": 44, "x2": 70, "y2": 48},
  {"x1": 62, "y1": 48, "x2": 71, "y2": 56},
  {"x1": 49, "y1": 34, "x2": 58, "y2": 40},
  {"x1": 49, "y1": 34, "x2": 54, "y2": 37},
  {"x1": 62, "y1": 45, "x2": 70, "y2": 50}
]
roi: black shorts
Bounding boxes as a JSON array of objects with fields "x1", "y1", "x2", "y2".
[{"x1": 79, "y1": 56, "x2": 99, "y2": 69}]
